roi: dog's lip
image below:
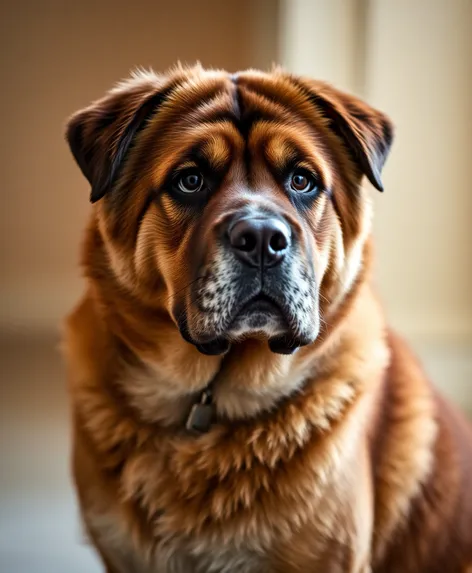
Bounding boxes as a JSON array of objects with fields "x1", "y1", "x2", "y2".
[
  {"x1": 235, "y1": 293, "x2": 282, "y2": 317},
  {"x1": 181, "y1": 291, "x2": 318, "y2": 355},
  {"x1": 189, "y1": 294, "x2": 283, "y2": 344},
  {"x1": 196, "y1": 338, "x2": 231, "y2": 355}
]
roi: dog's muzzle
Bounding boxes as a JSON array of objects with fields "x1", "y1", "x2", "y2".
[{"x1": 178, "y1": 210, "x2": 319, "y2": 356}]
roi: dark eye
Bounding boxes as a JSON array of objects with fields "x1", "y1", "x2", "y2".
[
  {"x1": 289, "y1": 169, "x2": 318, "y2": 193},
  {"x1": 176, "y1": 169, "x2": 204, "y2": 193}
]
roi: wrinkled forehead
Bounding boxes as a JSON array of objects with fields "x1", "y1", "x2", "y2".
[{"x1": 141, "y1": 70, "x2": 334, "y2": 190}]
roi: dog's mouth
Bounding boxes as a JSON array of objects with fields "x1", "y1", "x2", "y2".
[
  {"x1": 190, "y1": 293, "x2": 308, "y2": 356},
  {"x1": 232, "y1": 293, "x2": 285, "y2": 325}
]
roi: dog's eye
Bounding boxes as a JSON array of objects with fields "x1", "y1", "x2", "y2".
[
  {"x1": 289, "y1": 169, "x2": 318, "y2": 193},
  {"x1": 176, "y1": 169, "x2": 204, "y2": 193}
]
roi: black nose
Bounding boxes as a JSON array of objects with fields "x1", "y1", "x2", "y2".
[{"x1": 228, "y1": 217, "x2": 291, "y2": 268}]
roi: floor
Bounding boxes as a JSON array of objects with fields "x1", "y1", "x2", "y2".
[
  {"x1": 0, "y1": 334, "x2": 471, "y2": 573},
  {"x1": 0, "y1": 335, "x2": 101, "y2": 573}
]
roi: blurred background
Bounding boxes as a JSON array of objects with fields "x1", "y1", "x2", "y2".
[{"x1": 0, "y1": 0, "x2": 471, "y2": 571}]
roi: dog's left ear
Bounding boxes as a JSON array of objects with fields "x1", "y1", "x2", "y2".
[
  {"x1": 66, "y1": 72, "x2": 173, "y2": 203},
  {"x1": 294, "y1": 77, "x2": 394, "y2": 191}
]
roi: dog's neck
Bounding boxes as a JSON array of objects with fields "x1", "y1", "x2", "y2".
[
  {"x1": 74, "y1": 276, "x2": 386, "y2": 432},
  {"x1": 110, "y1": 326, "x2": 315, "y2": 427}
]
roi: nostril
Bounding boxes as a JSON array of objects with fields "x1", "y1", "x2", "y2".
[
  {"x1": 269, "y1": 231, "x2": 288, "y2": 253},
  {"x1": 230, "y1": 229, "x2": 257, "y2": 253},
  {"x1": 237, "y1": 232, "x2": 257, "y2": 252},
  {"x1": 269, "y1": 232, "x2": 288, "y2": 253}
]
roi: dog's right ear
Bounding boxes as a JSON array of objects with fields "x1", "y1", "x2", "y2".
[{"x1": 66, "y1": 71, "x2": 176, "y2": 203}]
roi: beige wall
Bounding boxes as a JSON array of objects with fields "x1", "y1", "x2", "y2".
[
  {"x1": 0, "y1": 0, "x2": 279, "y2": 332},
  {"x1": 281, "y1": 0, "x2": 472, "y2": 342},
  {"x1": 367, "y1": 0, "x2": 472, "y2": 340},
  {"x1": 280, "y1": 0, "x2": 361, "y2": 93},
  {"x1": 2, "y1": 0, "x2": 471, "y2": 343}
]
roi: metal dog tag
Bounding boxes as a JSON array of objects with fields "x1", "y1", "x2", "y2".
[{"x1": 186, "y1": 390, "x2": 214, "y2": 433}]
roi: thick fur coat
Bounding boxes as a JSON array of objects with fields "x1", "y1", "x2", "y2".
[{"x1": 64, "y1": 65, "x2": 472, "y2": 572}]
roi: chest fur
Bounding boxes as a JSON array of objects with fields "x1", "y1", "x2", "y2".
[
  {"x1": 86, "y1": 508, "x2": 269, "y2": 573},
  {"x1": 82, "y1": 423, "x2": 369, "y2": 573}
]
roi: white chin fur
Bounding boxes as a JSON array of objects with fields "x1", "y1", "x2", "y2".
[{"x1": 226, "y1": 313, "x2": 287, "y2": 341}]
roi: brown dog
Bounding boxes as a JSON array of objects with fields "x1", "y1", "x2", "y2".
[{"x1": 64, "y1": 65, "x2": 472, "y2": 572}]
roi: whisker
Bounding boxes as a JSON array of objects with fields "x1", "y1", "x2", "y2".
[
  {"x1": 164, "y1": 275, "x2": 206, "y2": 305},
  {"x1": 318, "y1": 291, "x2": 330, "y2": 305}
]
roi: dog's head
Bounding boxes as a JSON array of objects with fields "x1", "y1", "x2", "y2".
[{"x1": 67, "y1": 66, "x2": 392, "y2": 357}]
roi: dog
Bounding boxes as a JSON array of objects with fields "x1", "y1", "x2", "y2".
[{"x1": 64, "y1": 65, "x2": 472, "y2": 572}]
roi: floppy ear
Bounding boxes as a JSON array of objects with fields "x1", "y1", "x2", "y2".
[
  {"x1": 294, "y1": 78, "x2": 394, "y2": 191},
  {"x1": 66, "y1": 72, "x2": 174, "y2": 203}
]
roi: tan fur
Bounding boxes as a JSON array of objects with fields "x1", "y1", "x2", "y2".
[{"x1": 64, "y1": 66, "x2": 472, "y2": 572}]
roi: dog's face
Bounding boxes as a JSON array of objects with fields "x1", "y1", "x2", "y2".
[{"x1": 67, "y1": 66, "x2": 392, "y2": 356}]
